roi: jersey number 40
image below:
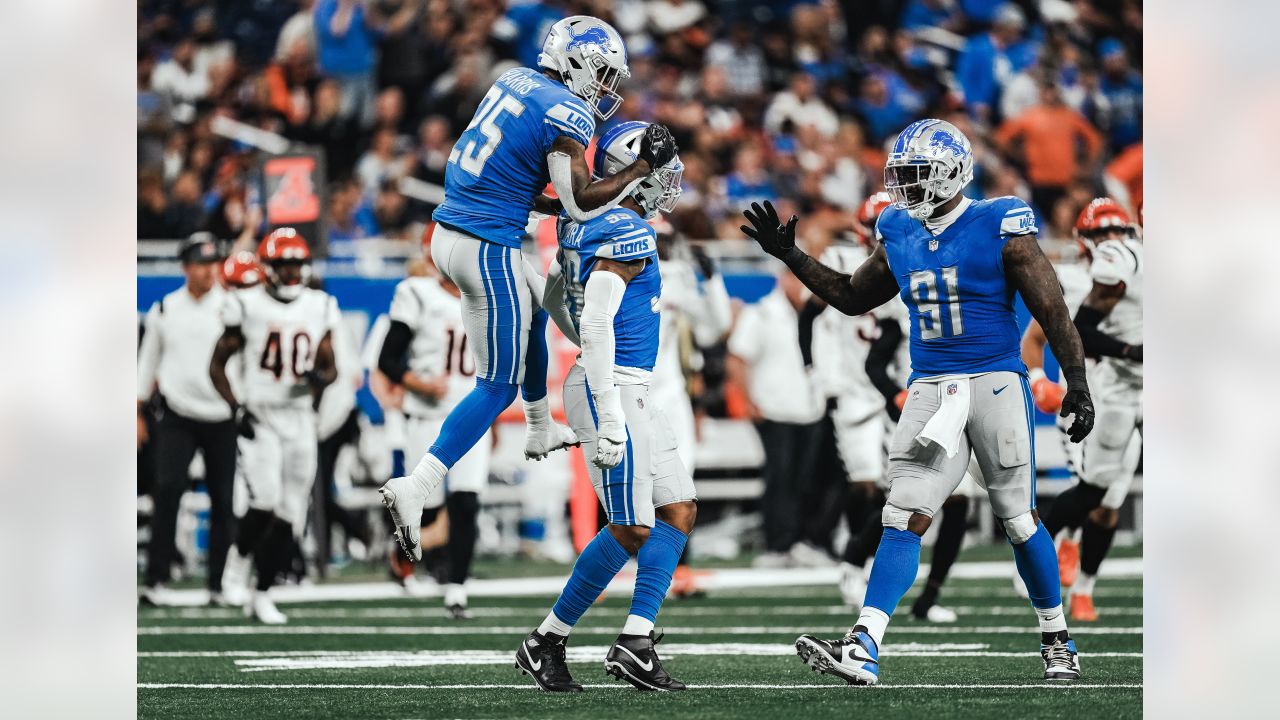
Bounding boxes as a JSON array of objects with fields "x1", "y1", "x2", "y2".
[
  {"x1": 260, "y1": 330, "x2": 311, "y2": 380},
  {"x1": 908, "y1": 267, "x2": 965, "y2": 340},
  {"x1": 449, "y1": 87, "x2": 526, "y2": 177}
]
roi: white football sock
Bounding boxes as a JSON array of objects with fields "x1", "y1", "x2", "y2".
[
  {"x1": 443, "y1": 583, "x2": 467, "y2": 608},
  {"x1": 538, "y1": 611, "x2": 573, "y2": 638},
  {"x1": 525, "y1": 396, "x2": 552, "y2": 428},
  {"x1": 1074, "y1": 572, "x2": 1096, "y2": 597},
  {"x1": 622, "y1": 614, "x2": 655, "y2": 637},
  {"x1": 1035, "y1": 603, "x2": 1069, "y2": 633},
  {"x1": 408, "y1": 453, "x2": 447, "y2": 495},
  {"x1": 854, "y1": 607, "x2": 890, "y2": 648}
]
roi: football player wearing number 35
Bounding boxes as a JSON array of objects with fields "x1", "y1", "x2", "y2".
[
  {"x1": 208, "y1": 228, "x2": 340, "y2": 624},
  {"x1": 380, "y1": 15, "x2": 680, "y2": 565},
  {"x1": 742, "y1": 119, "x2": 1095, "y2": 685}
]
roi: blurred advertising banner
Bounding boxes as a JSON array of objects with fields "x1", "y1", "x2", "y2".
[{"x1": 260, "y1": 149, "x2": 327, "y2": 256}]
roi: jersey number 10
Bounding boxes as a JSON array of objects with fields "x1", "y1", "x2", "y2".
[
  {"x1": 449, "y1": 87, "x2": 527, "y2": 177},
  {"x1": 908, "y1": 267, "x2": 964, "y2": 340}
]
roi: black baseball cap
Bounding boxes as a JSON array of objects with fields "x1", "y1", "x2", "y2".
[{"x1": 178, "y1": 232, "x2": 225, "y2": 264}]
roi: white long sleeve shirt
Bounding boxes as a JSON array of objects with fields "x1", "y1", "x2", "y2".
[{"x1": 137, "y1": 284, "x2": 232, "y2": 422}]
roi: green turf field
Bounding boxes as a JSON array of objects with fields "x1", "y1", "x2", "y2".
[{"x1": 137, "y1": 558, "x2": 1142, "y2": 719}]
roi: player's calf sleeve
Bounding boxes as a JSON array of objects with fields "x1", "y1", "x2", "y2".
[
  {"x1": 445, "y1": 492, "x2": 480, "y2": 585},
  {"x1": 1009, "y1": 521, "x2": 1063, "y2": 610},
  {"x1": 235, "y1": 508, "x2": 276, "y2": 557},
  {"x1": 1080, "y1": 515, "x2": 1117, "y2": 577},
  {"x1": 427, "y1": 378, "x2": 518, "y2": 468},
  {"x1": 254, "y1": 522, "x2": 293, "y2": 592},
  {"x1": 862, "y1": 527, "x2": 922, "y2": 618},
  {"x1": 1041, "y1": 482, "x2": 1106, "y2": 538},
  {"x1": 928, "y1": 496, "x2": 969, "y2": 585},
  {"x1": 547, "y1": 526, "x2": 631, "y2": 630},
  {"x1": 626, "y1": 520, "x2": 689, "y2": 635},
  {"x1": 520, "y1": 309, "x2": 549, "y2": 403}
]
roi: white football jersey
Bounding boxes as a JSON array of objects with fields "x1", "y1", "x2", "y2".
[
  {"x1": 811, "y1": 243, "x2": 884, "y2": 419},
  {"x1": 1056, "y1": 262, "x2": 1092, "y2": 315},
  {"x1": 388, "y1": 276, "x2": 476, "y2": 418},
  {"x1": 1090, "y1": 237, "x2": 1143, "y2": 386},
  {"x1": 222, "y1": 284, "x2": 341, "y2": 409}
]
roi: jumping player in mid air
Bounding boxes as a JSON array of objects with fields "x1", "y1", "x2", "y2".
[
  {"x1": 380, "y1": 16, "x2": 679, "y2": 562},
  {"x1": 516, "y1": 122, "x2": 696, "y2": 692},
  {"x1": 742, "y1": 119, "x2": 1096, "y2": 684}
]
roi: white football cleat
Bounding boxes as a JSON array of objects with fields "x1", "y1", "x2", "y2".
[
  {"x1": 838, "y1": 562, "x2": 867, "y2": 610},
  {"x1": 795, "y1": 630, "x2": 879, "y2": 685},
  {"x1": 789, "y1": 541, "x2": 836, "y2": 568},
  {"x1": 524, "y1": 421, "x2": 579, "y2": 461},
  {"x1": 923, "y1": 604, "x2": 958, "y2": 623},
  {"x1": 248, "y1": 591, "x2": 288, "y2": 625},
  {"x1": 380, "y1": 475, "x2": 428, "y2": 562},
  {"x1": 219, "y1": 549, "x2": 252, "y2": 607}
]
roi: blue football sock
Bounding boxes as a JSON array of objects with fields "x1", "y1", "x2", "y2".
[
  {"x1": 629, "y1": 520, "x2": 689, "y2": 624},
  {"x1": 862, "y1": 527, "x2": 922, "y2": 616},
  {"x1": 1011, "y1": 522, "x2": 1063, "y2": 609},
  {"x1": 427, "y1": 377, "x2": 517, "y2": 468},
  {"x1": 551, "y1": 527, "x2": 631, "y2": 627},
  {"x1": 520, "y1": 309, "x2": 549, "y2": 403}
]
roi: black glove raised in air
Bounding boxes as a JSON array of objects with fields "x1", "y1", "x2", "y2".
[
  {"x1": 741, "y1": 200, "x2": 799, "y2": 261},
  {"x1": 637, "y1": 124, "x2": 678, "y2": 170},
  {"x1": 1059, "y1": 366, "x2": 1095, "y2": 443}
]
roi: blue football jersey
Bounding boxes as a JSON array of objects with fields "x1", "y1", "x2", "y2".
[
  {"x1": 877, "y1": 196, "x2": 1038, "y2": 383},
  {"x1": 433, "y1": 67, "x2": 596, "y2": 248},
  {"x1": 557, "y1": 207, "x2": 662, "y2": 371}
]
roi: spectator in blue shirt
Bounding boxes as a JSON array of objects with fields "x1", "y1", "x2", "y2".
[
  {"x1": 954, "y1": 3, "x2": 1025, "y2": 124},
  {"x1": 1098, "y1": 38, "x2": 1143, "y2": 151},
  {"x1": 502, "y1": 0, "x2": 566, "y2": 69},
  {"x1": 314, "y1": 0, "x2": 382, "y2": 127},
  {"x1": 900, "y1": 0, "x2": 963, "y2": 31},
  {"x1": 721, "y1": 144, "x2": 777, "y2": 216},
  {"x1": 855, "y1": 74, "x2": 915, "y2": 145}
]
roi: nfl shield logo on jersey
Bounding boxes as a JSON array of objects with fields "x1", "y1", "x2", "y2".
[
  {"x1": 928, "y1": 239, "x2": 939, "y2": 251},
  {"x1": 946, "y1": 383, "x2": 958, "y2": 395}
]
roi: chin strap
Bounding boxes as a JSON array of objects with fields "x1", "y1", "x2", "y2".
[{"x1": 548, "y1": 151, "x2": 644, "y2": 223}]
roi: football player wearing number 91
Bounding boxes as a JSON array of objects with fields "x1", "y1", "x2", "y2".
[
  {"x1": 515, "y1": 122, "x2": 695, "y2": 692},
  {"x1": 209, "y1": 228, "x2": 340, "y2": 624},
  {"x1": 381, "y1": 15, "x2": 680, "y2": 564},
  {"x1": 742, "y1": 119, "x2": 1096, "y2": 685}
]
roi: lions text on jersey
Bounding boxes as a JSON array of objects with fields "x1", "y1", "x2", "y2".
[
  {"x1": 557, "y1": 207, "x2": 662, "y2": 371},
  {"x1": 432, "y1": 67, "x2": 596, "y2": 248},
  {"x1": 221, "y1": 284, "x2": 341, "y2": 408},
  {"x1": 877, "y1": 196, "x2": 1038, "y2": 383}
]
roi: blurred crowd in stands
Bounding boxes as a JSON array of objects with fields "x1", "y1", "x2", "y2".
[{"x1": 138, "y1": 0, "x2": 1142, "y2": 257}]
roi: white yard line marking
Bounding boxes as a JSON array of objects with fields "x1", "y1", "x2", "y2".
[
  {"x1": 138, "y1": 682, "x2": 1143, "y2": 690},
  {"x1": 141, "y1": 605, "x2": 1142, "y2": 620},
  {"x1": 141, "y1": 559, "x2": 1143, "y2": 607},
  {"x1": 138, "y1": 625, "x2": 1142, "y2": 636}
]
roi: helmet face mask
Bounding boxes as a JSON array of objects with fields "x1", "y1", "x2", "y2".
[
  {"x1": 256, "y1": 227, "x2": 312, "y2": 301},
  {"x1": 884, "y1": 120, "x2": 973, "y2": 220},
  {"x1": 539, "y1": 16, "x2": 630, "y2": 120},
  {"x1": 593, "y1": 121, "x2": 683, "y2": 219}
]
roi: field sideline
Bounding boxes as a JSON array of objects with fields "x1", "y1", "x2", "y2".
[{"x1": 138, "y1": 552, "x2": 1142, "y2": 719}]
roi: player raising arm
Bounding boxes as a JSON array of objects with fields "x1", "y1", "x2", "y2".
[
  {"x1": 743, "y1": 119, "x2": 1094, "y2": 685},
  {"x1": 381, "y1": 15, "x2": 678, "y2": 563}
]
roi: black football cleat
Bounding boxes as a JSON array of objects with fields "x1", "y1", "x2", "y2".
[
  {"x1": 1041, "y1": 630, "x2": 1082, "y2": 680},
  {"x1": 445, "y1": 603, "x2": 474, "y2": 621},
  {"x1": 515, "y1": 630, "x2": 582, "y2": 692},
  {"x1": 604, "y1": 632, "x2": 686, "y2": 691}
]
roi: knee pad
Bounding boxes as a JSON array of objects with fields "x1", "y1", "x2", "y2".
[
  {"x1": 1003, "y1": 511, "x2": 1038, "y2": 544},
  {"x1": 882, "y1": 504, "x2": 914, "y2": 532}
]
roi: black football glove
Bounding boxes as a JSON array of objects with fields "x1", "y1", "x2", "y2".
[
  {"x1": 1060, "y1": 366, "x2": 1095, "y2": 443},
  {"x1": 690, "y1": 244, "x2": 716, "y2": 278},
  {"x1": 234, "y1": 405, "x2": 257, "y2": 440},
  {"x1": 637, "y1": 124, "x2": 678, "y2": 170},
  {"x1": 1123, "y1": 343, "x2": 1143, "y2": 362},
  {"x1": 741, "y1": 200, "x2": 799, "y2": 260}
]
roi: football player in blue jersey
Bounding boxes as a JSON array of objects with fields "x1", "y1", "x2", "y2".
[
  {"x1": 742, "y1": 118, "x2": 1096, "y2": 684},
  {"x1": 515, "y1": 122, "x2": 696, "y2": 692},
  {"x1": 380, "y1": 16, "x2": 679, "y2": 562}
]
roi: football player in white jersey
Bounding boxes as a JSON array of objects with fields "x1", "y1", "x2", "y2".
[
  {"x1": 1032, "y1": 198, "x2": 1142, "y2": 621},
  {"x1": 377, "y1": 246, "x2": 488, "y2": 620},
  {"x1": 652, "y1": 235, "x2": 731, "y2": 595},
  {"x1": 209, "y1": 228, "x2": 340, "y2": 624}
]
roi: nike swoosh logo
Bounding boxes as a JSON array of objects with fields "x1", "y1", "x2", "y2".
[
  {"x1": 993, "y1": 385, "x2": 1008, "y2": 395},
  {"x1": 615, "y1": 644, "x2": 654, "y2": 672},
  {"x1": 523, "y1": 643, "x2": 542, "y2": 671}
]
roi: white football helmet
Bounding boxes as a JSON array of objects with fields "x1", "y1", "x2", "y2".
[
  {"x1": 538, "y1": 16, "x2": 629, "y2": 120},
  {"x1": 594, "y1": 121, "x2": 683, "y2": 219},
  {"x1": 884, "y1": 119, "x2": 974, "y2": 220}
]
